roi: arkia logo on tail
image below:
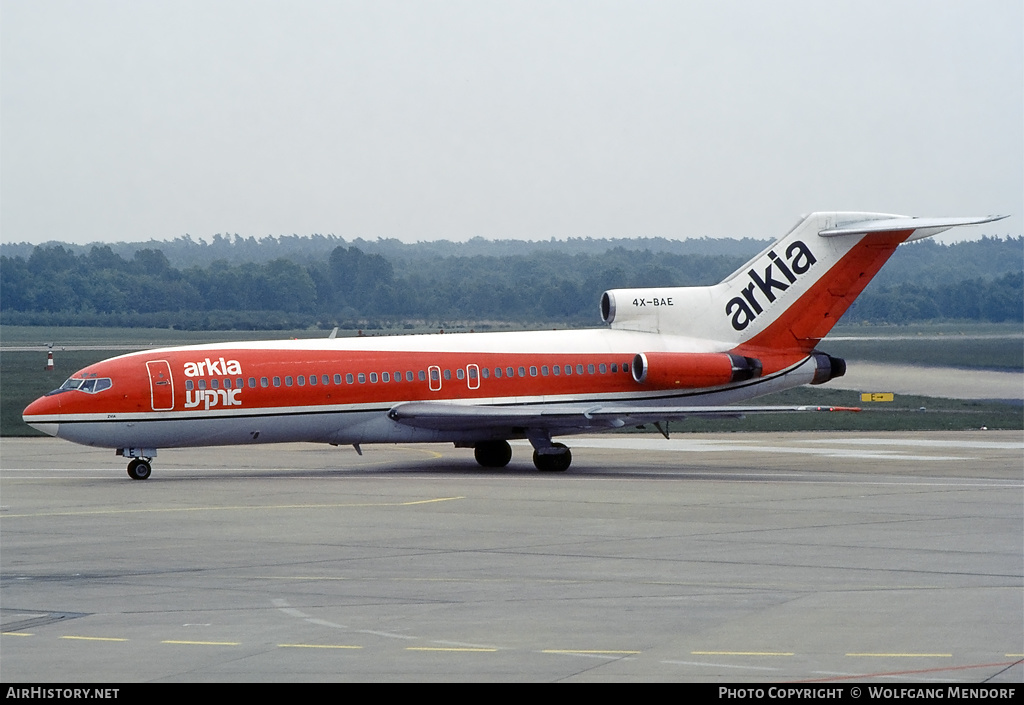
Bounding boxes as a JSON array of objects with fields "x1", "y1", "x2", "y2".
[{"x1": 725, "y1": 240, "x2": 817, "y2": 331}]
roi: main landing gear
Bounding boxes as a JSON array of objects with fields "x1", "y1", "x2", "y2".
[
  {"x1": 471, "y1": 438, "x2": 573, "y2": 472},
  {"x1": 532, "y1": 443, "x2": 572, "y2": 472},
  {"x1": 474, "y1": 440, "x2": 513, "y2": 468},
  {"x1": 118, "y1": 448, "x2": 156, "y2": 480}
]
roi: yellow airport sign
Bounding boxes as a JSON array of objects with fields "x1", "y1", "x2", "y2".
[{"x1": 861, "y1": 393, "x2": 894, "y2": 402}]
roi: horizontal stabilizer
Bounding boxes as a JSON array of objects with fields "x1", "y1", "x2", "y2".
[{"x1": 819, "y1": 215, "x2": 1007, "y2": 239}]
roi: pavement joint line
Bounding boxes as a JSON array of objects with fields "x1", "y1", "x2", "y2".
[{"x1": 0, "y1": 496, "x2": 465, "y2": 519}]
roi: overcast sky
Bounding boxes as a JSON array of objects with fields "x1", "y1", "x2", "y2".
[{"x1": 2, "y1": 1, "x2": 1021, "y2": 246}]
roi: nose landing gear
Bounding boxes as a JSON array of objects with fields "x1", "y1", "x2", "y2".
[
  {"x1": 126, "y1": 458, "x2": 152, "y2": 480},
  {"x1": 118, "y1": 448, "x2": 157, "y2": 480}
]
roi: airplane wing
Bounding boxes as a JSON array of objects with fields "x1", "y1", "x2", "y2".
[{"x1": 387, "y1": 400, "x2": 859, "y2": 432}]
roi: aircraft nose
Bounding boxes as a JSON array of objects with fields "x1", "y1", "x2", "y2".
[{"x1": 22, "y1": 394, "x2": 61, "y2": 437}]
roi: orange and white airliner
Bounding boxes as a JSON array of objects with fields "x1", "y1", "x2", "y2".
[{"x1": 23, "y1": 212, "x2": 1005, "y2": 479}]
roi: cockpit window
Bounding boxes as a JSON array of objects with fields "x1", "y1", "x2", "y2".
[{"x1": 49, "y1": 377, "x2": 112, "y2": 395}]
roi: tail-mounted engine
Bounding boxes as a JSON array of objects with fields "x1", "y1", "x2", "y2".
[
  {"x1": 810, "y1": 353, "x2": 847, "y2": 385},
  {"x1": 632, "y1": 352, "x2": 762, "y2": 388}
]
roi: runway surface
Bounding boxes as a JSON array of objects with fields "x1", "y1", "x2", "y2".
[
  {"x1": 1, "y1": 432, "x2": 1021, "y2": 683},
  {"x1": 827, "y1": 363, "x2": 1024, "y2": 402}
]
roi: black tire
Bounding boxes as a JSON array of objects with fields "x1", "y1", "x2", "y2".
[
  {"x1": 474, "y1": 440, "x2": 513, "y2": 468},
  {"x1": 532, "y1": 443, "x2": 571, "y2": 472},
  {"x1": 127, "y1": 459, "x2": 152, "y2": 480}
]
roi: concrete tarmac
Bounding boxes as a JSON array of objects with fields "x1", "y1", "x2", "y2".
[{"x1": 1, "y1": 432, "x2": 1021, "y2": 683}]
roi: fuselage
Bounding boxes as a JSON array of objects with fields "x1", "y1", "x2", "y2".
[{"x1": 22, "y1": 327, "x2": 814, "y2": 450}]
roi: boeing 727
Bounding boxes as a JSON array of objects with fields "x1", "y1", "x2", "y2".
[{"x1": 22, "y1": 211, "x2": 1005, "y2": 479}]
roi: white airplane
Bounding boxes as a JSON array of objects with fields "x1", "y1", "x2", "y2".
[{"x1": 23, "y1": 212, "x2": 1005, "y2": 479}]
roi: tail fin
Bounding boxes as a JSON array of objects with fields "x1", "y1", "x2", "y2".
[{"x1": 601, "y1": 212, "x2": 1006, "y2": 352}]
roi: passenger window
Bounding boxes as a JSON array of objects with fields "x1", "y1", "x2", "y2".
[
  {"x1": 186, "y1": 380, "x2": 194, "y2": 391},
  {"x1": 576, "y1": 365, "x2": 584, "y2": 375},
  {"x1": 419, "y1": 370, "x2": 426, "y2": 381},
  {"x1": 285, "y1": 376, "x2": 293, "y2": 387},
  {"x1": 406, "y1": 371, "x2": 414, "y2": 382},
  {"x1": 382, "y1": 372, "x2": 390, "y2": 383},
  {"x1": 518, "y1": 367, "x2": 526, "y2": 377},
  {"x1": 507, "y1": 367, "x2": 514, "y2": 377},
  {"x1": 565, "y1": 365, "x2": 572, "y2": 376},
  {"x1": 552, "y1": 366, "x2": 560, "y2": 376},
  {"x1": 494, "y1": 367, "x2": 502, "y2": 378},
  {"x1": 211, "y1": 379, "x2": 219, "y2": 389},
  {"x1": 611, "y1": 364, "x2": 618, "y2": 373},
  {"x1": 443, "y1": 369, "x2": 451, "y2": 380},
  {"x1": 199, "y1": 380, "x2": 207, "y2": 390},
  {"x1": 541, "y1": 365, "x2": 548, "y2": 376},
  {"x1": 482, "y1": 368, "x2": 489, "y2": 379},
  {"x1": 273, "y1": 377, "x2": 281, "y2": 387},
  {"x1": 249, "y1": 378, "x2": 256, "y2": 388},
  {"x1": 347, "y1": 373, "x2": 354, "y2": 384},
  {"x1": 309, "y1": 375, "x2": 317, "y2": 386},
  {"x1": 456, "y1": 369, "x2": 464, "y2": 380},
  {"x1": 298, "y1": 375, "x2": 305, "y2": 386},
  {"x1": 261, "y1": 377, "x2": 269, "y2": 387},
  {"x1": 323, "y1": 375, "x2": 331, "y2": 385},
  {"x1": 237, "y1": 377, "x2": 244, "y2": 388},
  {"x1": 599, "y1": 363, "x2": 607, "y2": 374},
  {"x1": 224, "y1": 379, "x2": 232, "y2": 389},
  {"x1": 588, "y1": 364, "x2": 595, "y2": 374},
  {"x1": 529, "y1": 366, "x2": 537, "y2": 376},
  {"x1": 358, "y1": 373, "x2": 366, "y2": 383}
]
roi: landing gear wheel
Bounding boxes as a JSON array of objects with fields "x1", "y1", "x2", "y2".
[
  {"x1": 474, "y1": 440, "x2": 512, "y2": 468},
  {"x1": 533, "y1": 443, "x2": 571, "y2": 472},
  {"x1": 127, "y1": 458, "x2": 152, "y2": 480}
]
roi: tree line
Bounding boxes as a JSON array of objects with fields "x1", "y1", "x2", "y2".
[{"x1": 1, "y1": 236, "x2": 1020, "y2": 329}]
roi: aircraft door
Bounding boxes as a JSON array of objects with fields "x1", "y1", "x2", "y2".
[
  {"x1": 146, "y1": 360, "x2": 175, "y2": 411},
  {"x1": 466, "y1": 364, "x2": 480, "y2": 390},
  {"x1": 428, "y1": 365, "x2": 442, "y2": 392}
]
